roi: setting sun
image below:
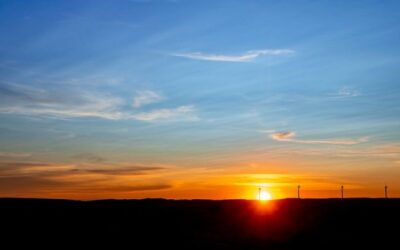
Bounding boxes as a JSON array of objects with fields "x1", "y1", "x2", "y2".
[{"x1": 259, "y1": 191, "x2": 272, "y2": 201}]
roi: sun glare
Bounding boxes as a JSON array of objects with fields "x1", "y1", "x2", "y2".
[{"x1": 258, "y1": 191, "x2": 272, "y2": 201}]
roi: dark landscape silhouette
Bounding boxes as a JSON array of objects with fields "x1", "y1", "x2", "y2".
[{"x1": 1, "y1": 198, "x2": 399, "y2": 249}]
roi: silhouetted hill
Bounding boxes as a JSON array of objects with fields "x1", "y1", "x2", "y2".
[{"x1": 1, "y1": 198, "x2": 399, "y2": 249}]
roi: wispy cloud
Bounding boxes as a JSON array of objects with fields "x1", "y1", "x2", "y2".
[
  {"x1": 0, "y1": 160, "x2": 171, "y2": 196},
  {"x1": 80, "y1": 165, "x2": 166, "y2": 175},
  {"x1": 1, "y1": 104, "x2": 196, "y2": 122},
  {"x1": 258, "y1": 143, "x2": 400, "y2": 160},
  {"x1": 270, "y1": 131, "x2": 368, "y2": 145},
  {"x1": 0, "y1": 152, "x2": 31, "y2": 158},
  {"x1": 334, "y1": 87, "x2": 361, "y2": 98},
  {"x1": 332, "y1": 144, "x2": 400, "y2": 158},
  {"x1": 0, "y1": 100, "x2": 125, "y2": 120},
  {"x1": 0, "y1": 160, "x2": 172, "y2": 197},
  {"x1": 171, "y1": 49, "x2": 294, "y2": 62},
  {"x1": 132, "y1": 90, "x2": 164, "y2": 108},
  {"x1": 0, "y1": 161, "x2": 167, "y2": 178},
  {"x1": 130, "y1": 105, "x2": 196, "y2": 121},
  {"x1": 85, "y1": 184, "x2": 171, "y2": 192},
  {"x1": 0, "y1": 83, "x2": 195, "y2": 122},
  {"x1": 0, "y1": 161, "x2": 76, "y2": 177},
  {"x1": 293, "y1": 137, "x2": 369, "y2": 145},
  {"x1": 0, "y1": 83, "x2": 125, "y2": 119}
]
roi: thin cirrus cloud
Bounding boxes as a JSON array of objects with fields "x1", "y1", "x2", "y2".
[
  {"x1": 331, "y1": 87, "x2": 361, "y2": 98},
  {"x1": 270, "y1": 131, "x2": 369, "y2": 145},
  {"x1": 171, "y1": 49, "x2": 294, "y2": 62},
  {"x1": 0, "y1": 82, "x2": 195, "y2": 122},
  {"x1": 132, "y1": 90, "x2": 164, "y2": 108},
  {"x1": 130, "y1": 105, "x2": 196, "y2": 121}
]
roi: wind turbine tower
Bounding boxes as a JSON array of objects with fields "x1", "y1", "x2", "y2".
[
  {"x1": 297, "y1": 185, "x2": 301, "y2": 199},
  {"x1": 341, "y1": 185, "x2": 344, "y2": 200},
  {"x1": 385, "y1": 184, "x2": 388, "y2": 199}
]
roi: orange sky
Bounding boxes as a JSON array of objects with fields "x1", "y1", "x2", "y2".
[{"x1": 1, "y1": 156, "x2": 398, "y2": 200}]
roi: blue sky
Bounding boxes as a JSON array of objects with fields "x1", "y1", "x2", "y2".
[{"x1": 0, "y1": 0, "x2": 399, "y2": 199}]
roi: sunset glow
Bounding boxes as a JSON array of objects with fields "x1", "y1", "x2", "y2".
[
  {"x1": 259, "y1": 191, "x2": 272, "y2": 201},
  {"x1": 0, "y1": 1, "x2": 399, "y2": 200}
]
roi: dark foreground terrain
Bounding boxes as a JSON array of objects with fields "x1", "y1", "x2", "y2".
[{"x1": 1, "y1": 198, "x2": 399, "y2": 249}]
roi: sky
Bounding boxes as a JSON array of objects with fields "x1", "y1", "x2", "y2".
[{"x1": 0, "y1": 0, "x2": 399, "y2": 200}]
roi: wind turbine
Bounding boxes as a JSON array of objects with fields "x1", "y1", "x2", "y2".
[
  {"x1": 297, "y1": 185, "x2": 301, "y2": 199},
  {"x1": 341, "y1": 185, "x2": 344, "y2": 200},
  {"x1": 385, "y1": 184, "x2": 388, "y2": 199}
]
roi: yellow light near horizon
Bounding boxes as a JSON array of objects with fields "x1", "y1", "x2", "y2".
[{"x1": 259, "y1": 191, "x2": 272, "y2": 201}]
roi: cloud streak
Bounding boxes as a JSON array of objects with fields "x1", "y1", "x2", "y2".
[
  {"x1": 130, "y1": 105, "x2": 196, "y2": 121},
  {"x1": 132, "y1": 90, "x2": 164, "y2": 108},
  {"x1": 0, "y1": 83, "x2": 195, "y2": 122},
  {"x1": 171, "y1": 49, "x2": 294, "y2": 62},
  {"x1": 270, "y1": 131, "x2": 368, "y2": 145},
  {"x1": 80, "y1": 165, "x2": 166, "y2": 175},
  {"x1": 0, "y1": 176, "x2": 171, "y2": 194},
  {"x1": 0, "y1": 160, "x2": 170, "y2": 195},
  {"x1": 0, "y1": 152, "x2": 31, "y2": 158},
  {"x1": 0, "y1": 161, "x2": 167, "y2": 178},
  {"x1": 333, "y1": 87, "x2": 361, "y2": 98}
]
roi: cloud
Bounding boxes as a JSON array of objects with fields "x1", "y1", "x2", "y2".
[
  {"x1": 0, "y1": 161, "x2": 166, "y2": 178},
  {"x1": 2, "y1": 104, "x2": 196, "y2": 122},
  {"x1": 0, "y1": 161, "x2": 171, "y2": 196},
  {"x1": 0, "y1": 152, "x2": 31, "y2": 158},
  {"x1": 0, "y1": 83, "x2": 125, "y2": 119},
  {"x1": 231, "y1": 173, "x2": 342, "y2": 187},
  {"x1": 270, "y1": 131, "x2": 368, "y2": 145},
  {"x1": 171, "y1": 49, "x2": 294, "y2": 62},
  {"x1": 84, "y1": 184, "x2": 172, "y2": 192},
  {"x1": 0, "y1": 83, "x2": 195, "y2": 122},
  {"x1": 258, "y1": 129, "x2": 276, "y2": 134},
  {"x1": 292, "y1": 137, "x2": 369, "y2": 145},
  {"x1": 0, "y1": 176, "x2": 172, "y2": 194},
  {"x1": 56, "y1": 76, "x2": 123, "y2": 86},
  {"x1": 271, "y1": 131, "x2": 296, "y2": 141},
  {"x1": 0, "y1": 161, "x2": 76, "y2": 177},
  {"x1": 0, "y1": 176, "x2": 67, "y2": 192},
  {"x1": 355, "y1": 144, "x2": 400, "y2": 158},
  {"x1": 80, "y1": 165, "x2": 165, "y2": 175},
  {"x1": 0, "y1": 162, "x2": 54, "y2": 169},
  {"x1": 264, "y1": 143, "x2": 400, "y2": 159},
  {"x1": 132, "y1": 90, "x2": 164, "y2": 108},
  {"x1": 130, "y1": 105, "x2": 196, "y2": 121},
  {"x1": 335, "y1": 87, "x2": 361, "y2": 98}
]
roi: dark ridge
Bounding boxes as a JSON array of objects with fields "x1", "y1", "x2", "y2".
[{"x1": 1, "y1": 198, "x2": 399, "y2": 249}]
